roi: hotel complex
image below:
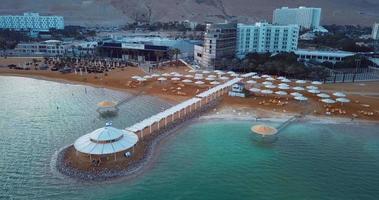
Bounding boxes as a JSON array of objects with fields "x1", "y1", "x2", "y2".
[
  {"x1": 236, "y1": 23, "x2": 299, "y2": 58},
  {"x1": 195, "y1": 22, "x2": 299, "y2": 68},
  {"x1": 0, "y1": 12, "x2": 64, "y2": 32},
  {"x1": 273, "y1": 7, "x2": 321, "y2": 29}
]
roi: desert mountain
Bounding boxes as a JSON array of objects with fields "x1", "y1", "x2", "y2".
[{"x1": 0, "y1": 0, "x2": 377, "y2": 26}]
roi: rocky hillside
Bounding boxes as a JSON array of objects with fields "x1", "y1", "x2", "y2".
[{"x1": 0, "y1": 0, "x2": 378, "y2": 26}]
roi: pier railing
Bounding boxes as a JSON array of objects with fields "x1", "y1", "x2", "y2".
[{"x1": 125, "y1": 78, "x2": 242, "y2": 139}]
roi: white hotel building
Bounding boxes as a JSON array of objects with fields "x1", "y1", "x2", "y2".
[
  {"x1": 236, "y1": 23, "x2": 299, "y2": 58},
  {"x1": 372, "y1": 23, "x2": 379, "y2": 40},
  {"x1": 0, "y1": 12, "x2": 64, "y2": 32},
  {"x1": 273, "y1": 7, "x2": 321, "y2": 29}
]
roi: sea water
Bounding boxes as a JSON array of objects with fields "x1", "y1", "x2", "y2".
[{"x1": 1, "y1": 76, "x2": 379, "y2": 200}]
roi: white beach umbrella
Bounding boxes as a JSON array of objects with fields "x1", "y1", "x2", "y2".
[
  {"x1": 261, "y1": 74, "x2": 271, "y2": 78},
  {"x1": 182, "y1": 79, "x2": 193, "y2": 83},
  {"x1": 170, "y1": 72, "x2": 178, "y2": 75},
  {"x1": 194, "y1": 73, "x2": 203, "y2": 77},
  {"x1": 321, "y1": 99, "x2": 336, "y2": 104},
  {"x1": 336, "y1": 98, "x2": 351, "y2": 103},
  {"x1": 262, "y1": 81, "x2": 273, "y2": 85},
  {"x1": 151, "y1": 74, "x2": 160, "y2": 77},
  {"x1": 208, "y1": 74, "x2": 217, "y2": 78},
  {"x1": 252, "y1": 75, "x2": 261, "y2": 79},
  {"x1": 171, "y1": 77, "x2": 181, "y2": 81},
  {"x1": 216, "y1": 71, "x2": 226, "y2": 75},
  {"x1": 137, "y1": 78, "x2": 147, "y2": 82},
  {"x1": 317, "y1": 93, "x2": 330, "y2": 98},
  {"x1": 202, "y1": 70, "x2": 211, "y2": 74},
  {"x1": 277, "y1": 76, "x2": 286, "y2": 80},
  {"x1": 174, "y1": 74, "x2": 183, "y2": 77},
  {"x1": 158, "y1": 77, "x2": 167, "y2": 81},
  {"x1": 205, "y1": 77, "x2": 216, "y2": 81},
  {"x1": 293, "y1": 86, "x2": 305, "y2": 91},
  {"x1": 275, "y1": 91, "x2": 288, "y2": 96},
  {"x1": 306, "y1": 85, "x2": 318, "y2": 90},
  {"x1": 278, "y1": 85, "x2": 290, "y2": 90},
  {"x1": 333, "y1": 92, "x2": 346, "y2": 97},
  {"x1": 311, "y1": 81, "x2": 323, "y2": 85},
  {"x1": 290, "y1": 92, "x2": 303, "y2": 97},
  {"x1": 249, "y1": 88, "x2": 261, "y2": 93},
  {"x1": 261, "y1": 89, "x2": 273, "y2": 94},
  {"x1": 131, "y1": 75, "x2": 141, "y2": 80},
  {"x1": 278, "y1": 83, "x2": 289, "y2": 87},
  {"x1": 184, "y1": 74, "x2": 194, "y2": 78},
  {"x1": 194, "y1": 76, "x2": 204, "y2": 80},
  {"x1": 281, "y1": 79, "x2": 291, "y2": 83},
  {"x1": 188, "y1": 70, "x2": 196, "y2": 73},
  {"x1": 143, "y1": 75, "x2": 152, "y2": 79},
  {"x1": 308, "y1": 89, "x2": 320, "y2": 94},
  {"x1": 162, "y1": 73, "x2": 170, "y2": 77},
  {"x1": 214, "y1": 70, "x2": 223, "y2": 73},
  {"x1": 210, "y1": 81, "x2": 221, "y2": 85},
  {"x1": 296, "y1": 80, "x2": 307, "y2": 84},
  {"x1": 266, "y1": 77, "x2": 276, "y2": 81},
  {"x1": 230, "y1": 73, "x2": 239, "y2": 77},
  {"x1": 265, "y1": 84, "x2": 277, "y2": 89},
  {"x1": 219, "y1": 76, "x2": 230, "y2": 80},
  {"x1": 227, "y1": 71, "x2": 235, "y2": 74},
  {"x1": 195, "y1": 81, "x2": 205, "y2": 85},
  {"x1": 246, "y1": 80, "x2": 257, "y2": 84},
  {"x1": 294, "y1": 96, "x2": 308, "y2": 101}
]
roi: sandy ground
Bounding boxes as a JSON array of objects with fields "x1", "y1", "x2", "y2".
[{"x1": 1, "y1": 57, "x2": 378, "y2": 122}]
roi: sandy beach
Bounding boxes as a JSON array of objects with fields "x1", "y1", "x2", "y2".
[{"x1": 1, "y1": 56, "x2": 378, "y2": 122}]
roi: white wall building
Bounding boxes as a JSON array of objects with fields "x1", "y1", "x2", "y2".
[
  {"x1": 236, "y1": 23, "x2": 299, "y2": 58},
  {"x1": 273, "y1": 7, "x2": 321, "y2": 29},
  {"x1": 0, "y1": 12, "x2": 64, "y2": 32},
  {"x1": 372, "y1": 23, "x2": 379, "y2": 40},
  {"x1": 14, "y1": 40, "x2": 68, "y2": 56},
  {"x1": 295, "y1": 49, "x2": 355, "y2": 63}
]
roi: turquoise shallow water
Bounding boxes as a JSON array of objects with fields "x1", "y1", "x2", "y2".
[{"x1": 1, "y1": 76, "x2": 379, "y2": 200}]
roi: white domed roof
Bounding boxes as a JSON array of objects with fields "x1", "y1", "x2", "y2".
[
  {"x1": 89, "y1": 125, "x2": 124, "y2": 143},
  {"x1": 74, "y1": 123, "x2": 138, "y2": 155}
]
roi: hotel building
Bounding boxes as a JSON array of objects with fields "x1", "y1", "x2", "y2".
[
  {"x1": 14, "y1": 40, "x2": 68, "y2": 56},
  {"x1": 194, "y1": 23, "x2": 237, "y2": 70},
  {"x1": 372, "y1": 23, "x2": 379, "y2": 40},
  {"x1": 236, "y1": 23, "x2": 299, "y2": 58},
  {"x1": 0, "y1": 12, "x2": 64, "y2": 32},
  {"x1": 273, "y1": 7, "x2": 321, "y2": 29}
]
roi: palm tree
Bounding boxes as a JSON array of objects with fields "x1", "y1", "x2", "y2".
[
  {"x1": 168, "y1": 49, "x2": 175, "y2": 65},
  {"x1": 155, "y1": 51, "x2": 165, "y2": 67},
  {"x1": 172, "y1": 48, "x2": 181, "y2": 63}
]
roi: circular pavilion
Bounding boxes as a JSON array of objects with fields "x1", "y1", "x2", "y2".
[
  {"x1": 74, "y1": 123, "x2": 138, "y2": 162},
  {"x1": 97, "y1": 101, "x2": 118, "y2": 117},
  {"x1": 251, "y1": 124, "x2": 278, "y2": 137}
]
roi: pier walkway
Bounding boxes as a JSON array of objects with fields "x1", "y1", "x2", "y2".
[
  {"x1": 115, "y1": 91, "x2": 144, "y2": 107},
  {"x1": 125, "y1": 78, "x2": 242, "y2": 139},
  {"x1": 276, "y1": 115, "x2": 300, "y2": 133}
]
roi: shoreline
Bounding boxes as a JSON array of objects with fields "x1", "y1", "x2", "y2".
[
  {"x1": 2, "y1": 73, "x2": 378, "y2": 123},
  {"x1": 0, "y1": 73, "x2": 183, "y2": 104},
  {"x1": 202, "y1": 106, "x2": 379, "y2": 125}
]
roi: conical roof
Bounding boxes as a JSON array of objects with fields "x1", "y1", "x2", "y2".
[{"x1": 74, "y1": 123, "x2": 138, "y2": 155}]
